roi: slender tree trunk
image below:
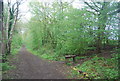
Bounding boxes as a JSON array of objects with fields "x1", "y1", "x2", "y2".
[
  {"x1": 0, "y1": 0, "x2": 6, "y2": 63},
  {"x1": 6, "y1": 0, "x2": 19, "y2": 54},
  {"x1": 106, "y1": 26, "x2": 110, "y2": 46},
  {"x1": 118, "y1": 13, "x2": 120, "y2": 48},
  {"x1": 7, "y1": 13, "x2": 17, "y2": 54},
  {"x1": 6, "y1": 1, "x2": 11, "y2": 54},
  {"x1": 96, "y1": 27, "x2": 102, "y2": 53},
  {"x1": 0, "y1": 0, "x2": 3, "y2": 55},
  {"x1": 117, "y1": 2, "x2": 120, "y2": 48},
  {"x1": 96, "y1": 16, "x2": 102, "y2": 53}
]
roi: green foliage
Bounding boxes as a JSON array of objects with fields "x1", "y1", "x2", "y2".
[
  {"x1": 24, "y1": 1, "x2": 95, "y2": 60},
  {"x1": 23, "y1": 2, "x2": 119, "y2": 79},
  {"x1": 1, "y1": 62, "x2": 13, "y2": 71},
  {"x1": 28, "y1": 47, "x2": 65, "y2": 61},
  {"x1": 72, "y1": 54, "x2": 119, "y2": 79},
  {"x1": 76, "y1": 56, "x2": 87, "y2": 60},
  {"x1": 66, "y1": 63, "x2": 72, "y2": 66},
  {"x1": 11, "y1": 33, "x2": 22, "y2": 55},
  {"x1": 8, "y1": 1, "x2": 119, "y2": 79}
]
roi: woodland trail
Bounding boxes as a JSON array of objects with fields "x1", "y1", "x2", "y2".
[{"x1": 3, "y1": 47, "x2": 70, "y2": 79}]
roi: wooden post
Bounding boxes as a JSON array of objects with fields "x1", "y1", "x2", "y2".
[
  {"x1": 65, "y1": 56, "x2": 70, "y2": 64},
  {"x1": 73, "y1": 57, "x2": 76, "y2": 62}
]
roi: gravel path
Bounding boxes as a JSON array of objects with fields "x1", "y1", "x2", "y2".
[{"x1": 3, "y1": 47, "x2": 71, "y2": 79}]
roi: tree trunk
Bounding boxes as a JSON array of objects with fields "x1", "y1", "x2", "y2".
[
  {"x1": 6, "y1": 0, "x2": 19, "y2": 54},
  {"x1": 96, "y1": 18, "x2": 102, "y2": 53},
  {"x1": 118, "y1": 13, "x2": 120, "y2": 48},
  {"x1": 5, "y1": 1, "x2": 11, "y2": 55},
  {"x1": 0, "y1": 0, "x2": 6, "y2": 63},
  {"x1": 118, "y1": 2, "x2": 120, "y2": 48},
  {"x1": 7, "y1": 11, "x2": 17, "y2": 54},
  {"x1": 8, "y1": 40, "x2": 11, "y2": 54},
  {"x1": 0, "y1": 0, "x2": 3, "y2": 54},
  {"x1": 96, "y1": 31, "x2": 102, "y2": 53}
]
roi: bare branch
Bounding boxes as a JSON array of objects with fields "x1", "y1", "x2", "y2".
[
  {"x1": 84, "y1": 1, "x2": 99, "y2": 12},
  {"x1": 91, "y1": 0, "x2": 101, "y2": 10},
  {"x1": 86, "y1": 10, "x2": 97, "y2": 15}
]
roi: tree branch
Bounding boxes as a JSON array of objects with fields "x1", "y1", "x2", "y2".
[
  {"x1": 86, "y1": 10, "x2": 96, "y2": 15},
  {"x1": 84, "y1": 1, "x2": 99, "y2": 12},
  {"x1": 91, "y1": 0, "x2": 101, "y2": 10}
]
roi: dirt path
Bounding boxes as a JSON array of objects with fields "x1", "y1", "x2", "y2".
[{"x1": 3, "y1": 47, "x2": 71, "y2": 79}]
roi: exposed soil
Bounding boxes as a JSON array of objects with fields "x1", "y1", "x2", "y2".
[{"x1": 2, "y1": 47, "x2": 72, "y2": 79}]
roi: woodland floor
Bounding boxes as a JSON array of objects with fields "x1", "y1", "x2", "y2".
[
  {"x1": 72, "y1": 49, "x2": 115, "y2": 66},
  {"x1": 2, "y1": 46, "x2": 115, "y2": 79},
  {"x1": 2, "y1": 47, "x2": 71, "y2": 79}
]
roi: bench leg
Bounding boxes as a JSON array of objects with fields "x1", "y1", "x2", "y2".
[
  {"x1": 65, "y1": 58, "x2": 69, "y2": 64},
  {"x1": 73, "y1": 57, "x2": 76, "y2": 62}
]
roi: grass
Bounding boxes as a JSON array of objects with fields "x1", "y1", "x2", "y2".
[
  {"x1": 11, "y1": 47, "x2": 21, "y2": 55},
  {"x1": 1, "y1": 62, "x2": 13, "y2": 71},
  {"x1": 1, "y1": 62, "x2": 15, "y2": 75},
  {"x1": 2, "y1": 46, "x2": 21, "y2": 75},
  {"x1": 71, "y1": 54, "x2": 119, "y2": 79},
  {"x1": 27, "y1": 47, "x2": 65, "y2": 61}
]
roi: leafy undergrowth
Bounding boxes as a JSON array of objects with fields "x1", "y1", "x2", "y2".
[
  {"x1": 1, "y1": 62, "x2": 13, "y2": 72},
  {"x1": 0, "y1": 62, "x2": 14, "y2": 76},
  {"x1": 27, "y1": 47, "x2": 65, "y2": 61},
  {"x1": 40, "y1": 54, "x2": 65, "y2": 61},
  {"x1": 11, "y1": 48, "x2": 21, "y2": 55},
  {"x1": 71, "y1": 53, "x2": 119, "y2": 79},
  {"x1": 2, "y1": 46, "x2": 21, "y2": 75},
  {"x1": 1, "y1": 55, "x2": 15, "y2": 74},
  {"x1": 1, "y1": 34, "x2": 22, "y2": 74}
]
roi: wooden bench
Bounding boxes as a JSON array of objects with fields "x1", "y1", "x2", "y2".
[{"x1": 65, "y1": 55, "x2": 76, "y2": 63}]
